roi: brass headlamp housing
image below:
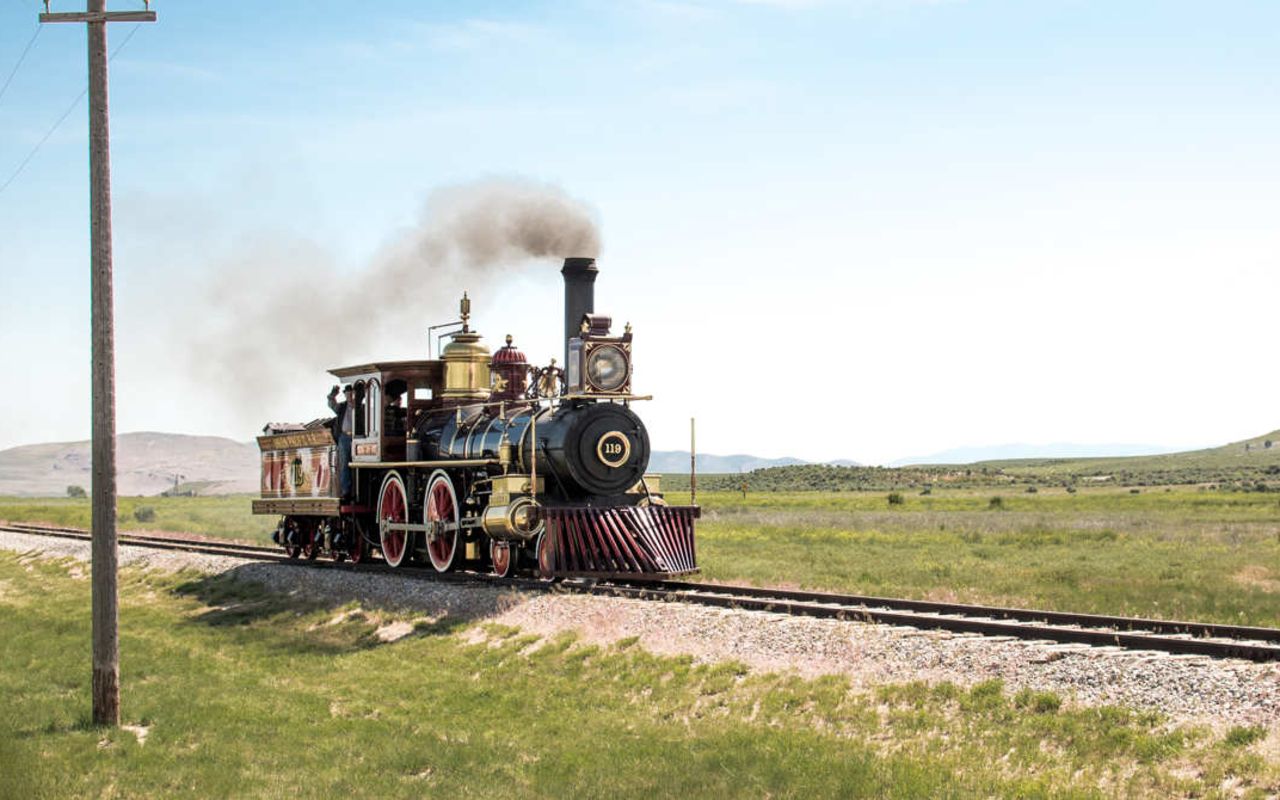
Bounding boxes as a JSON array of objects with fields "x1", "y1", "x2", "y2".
[{"x1": 566, "y1": 314, "x2": 632, "y2": 396}]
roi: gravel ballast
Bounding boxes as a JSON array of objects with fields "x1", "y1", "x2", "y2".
[{"x1": 3, "y1": 528, "x2": 1278, "y2": 727}]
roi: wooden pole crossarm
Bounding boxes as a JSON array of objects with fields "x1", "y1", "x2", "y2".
[{"x1": 40, "y1": 11, "x2": 157, "y2": 23}]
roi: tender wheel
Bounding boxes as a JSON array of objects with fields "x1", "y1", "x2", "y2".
[
  {"x1": 424, "y1": 470, "x2": 461, "y2": 573},
  {"x1": 534, "y1": 529, "x2": 556, "y2": 581},
  {"x1": 346, "y1": 516, "x2": 370, "y2": 565},
  {"x1": 378, "y1": 472, "x2": 411, "y2": 568},
  {"x1": 349, "y1": 522, "x2": 367, "y2": 564},
  {"x1": 490, "y1": 539, "x2": 518, "y2": 579},
  {"x1": 301, "y1": 521, "x2": 320, "y2": 561},
  {"x1": 282, "y1": 517, "x2": 302, "y2": 559},
  {"x1": 326, "y1": 520, "x2": 349, "y2": 563}
]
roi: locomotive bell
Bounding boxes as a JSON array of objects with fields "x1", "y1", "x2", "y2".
[{"x1": 441, "y1": 293, "x2": 493, "y2": 401}]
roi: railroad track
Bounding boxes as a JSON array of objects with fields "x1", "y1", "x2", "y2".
[
  {"x1": 1, "y1": 522, "x2": 287, "y2": 561},
  {"x1": 5, "y1": 522, "x2": 1280, "y2": 663},
  {"x1": 602, "y1": 580, "x2": 1280, "y2": 663}
]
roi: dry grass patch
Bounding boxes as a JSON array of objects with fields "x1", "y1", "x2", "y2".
[{"x1": 1234, "y1": 565, "x2": 1280, "y2": 593}]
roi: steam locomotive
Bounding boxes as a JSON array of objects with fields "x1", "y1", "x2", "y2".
[{"x1": 251, "y1": 257, "x2": 698, "y2": 579}]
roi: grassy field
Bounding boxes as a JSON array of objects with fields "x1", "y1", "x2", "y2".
[
  {"x1": 0, "y1": 494, "x2": 277, "y2": 541},
  {"x1": 3, "y1": 487, "x2": 1279, "y2": 626},
  {"x1": 664, "y1": 428, "x2": 1280, "y2": 493},
  {"x1": 675, "y1": 488, "x2": 1280, "y2": 627},
  {"x1": 1, "y1": 552, "x2": 1276, "y2": 798}
]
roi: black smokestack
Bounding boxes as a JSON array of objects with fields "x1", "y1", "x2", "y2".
[{"x1": 561, "y1": 257, "x2": 598, "y2": 365}]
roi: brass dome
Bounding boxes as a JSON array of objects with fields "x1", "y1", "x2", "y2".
[{"x1": 442, "y1": 330, "x2": 492, "y2": 400}]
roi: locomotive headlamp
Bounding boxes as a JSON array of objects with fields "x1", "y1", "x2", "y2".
[
  {"x1": 566, "y1": 313, "x2": 632, "y2": 396},
  {"x1": 586, "y1": 344, "x2": 629, "y2": 392}
]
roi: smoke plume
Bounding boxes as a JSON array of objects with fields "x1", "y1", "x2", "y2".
[{"x1": 190, "y1": 178, "x2": 600, "y2": 416}]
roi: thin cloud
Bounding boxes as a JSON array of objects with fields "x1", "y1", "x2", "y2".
[
  {"x1": 733, "y1": 0, "x2": 961, "y2": 9},
  {"x1": 410, "y1": 18, "x2": 551, "y2": 52},
  {"x1": 333, "y1": 17, "x2": 552, "y2": 62},
  {"x1": 631, "y1": 1, "x2": 722, "y2": 22}
]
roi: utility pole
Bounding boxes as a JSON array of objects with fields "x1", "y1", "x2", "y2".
[
  {"x1": 40, "y1": 0, "x2": 157, "y2": 728},
  {"x1": 690, "y1": 417, "x2": 697, "y2": 506}
]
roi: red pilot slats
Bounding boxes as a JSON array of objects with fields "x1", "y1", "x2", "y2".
[
  {"x1": 605, "y1": 508, "x2": 652, "y2": 572},
  {"x1": 542, "y1": 505, "x2": 698, "y2": 578}
]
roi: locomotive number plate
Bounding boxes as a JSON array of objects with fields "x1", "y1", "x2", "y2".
[{"x1": 596, "y1": 431, "x2": 631, "y2": 468}]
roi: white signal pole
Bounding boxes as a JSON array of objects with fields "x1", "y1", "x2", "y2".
[{"x1": 40, "y1": 0, "x2": 157, "y2": 728}]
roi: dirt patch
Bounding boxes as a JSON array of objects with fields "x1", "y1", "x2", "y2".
[
  {"x1": 922, "y1": 587, "x2": 966, "y2": 604},
  {"x1": 325, "y1": 608, "x2": 366, "y2": 627},
  {"x1": 374, "y1": 621, "x2": 415, "y2": 643},
  {"x1": 122, "y1": 724, "x2": 151, "y2": 746},
  {"x1": 1233, "y1": 565, "x2": 1280, "y2": 593}
]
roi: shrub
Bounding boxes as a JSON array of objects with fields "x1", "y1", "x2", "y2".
[
  {"x1": 1025, "y1": 485, "x2": 1038, "y2": 494},
  {"x1": 887, "y1": 492, "x2": 905, "y2": 506},
  {"x1": 988, "y1": 496, "x2": 1004, "y2": 510},
  {"x1": 1066, "y1": 486, "x2": 1077, "y2": 494},
  {"x1": 1129, "y1": 488, "x2": 1141, "y2": 495},
  {"x1": 66, "y1": 485, "x2": 86, "y2": 498},
  {"x1": 919, "y1": 485, "x2": 932, "y2": 496},
  {"x1": 1223, "y1": 725, "x2": 1265, "y2": 748},
  {"x1": 1014, "y1": 688, "x2": 1062, "y2": 714},
  {"x1": 965, "y1": 679, "x2": 1005, "y2": 709},
  {"x1": 133, "y1": 506, "x2": 156, "y2": 523}
]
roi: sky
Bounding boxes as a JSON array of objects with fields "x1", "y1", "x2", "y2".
[{"x1": 0, "y1": 0, "x2": 1277, "y2": 465}]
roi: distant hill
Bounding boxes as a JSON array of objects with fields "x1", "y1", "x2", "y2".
[
  {"x1": 978, "y1": 430, "x2": 1280, "y2": 476},
  {"x1": 647, "y1": 451, "x2": 811, "y2": 474},
  {"x1": 662, "y1": 429, "x2": 1280, "y2": 492},
  {"x1": 7, "y1": 427, "x2": 1273, "y2": 497},
  {"x1": 0, "y1": 434, "x2": 856, "y2": 497},
  {"x1": 826, "y1": 459, "x2": 863, "y2": 467},
  {"x1": 0, "y1": 432, "x2": 259, "y2": 497},
  {"x1": 892, "y1": 442, "x2": 1185, "y2": 466}
]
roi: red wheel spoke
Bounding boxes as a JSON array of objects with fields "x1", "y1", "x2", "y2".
[
  {"x1": 379, "y1": 473, "x2": 410, "y2": 568},
  {"x1": 425, "y1": 472, "x2": 459, "y2": 573},
  {"x1": 490, "y1": 539, "x2": 515, "y2": 578}
]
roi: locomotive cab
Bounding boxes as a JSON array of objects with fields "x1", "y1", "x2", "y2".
[{"x1": 328, "y1": 361, "x2": 444, "y2": 465}]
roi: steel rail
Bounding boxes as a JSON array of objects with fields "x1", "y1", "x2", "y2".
[
  {"x1": 594, "y1": 583, "x2": 1280, "y2": 663},
  {"x1": 5, "y1": 522, "x2": 1279, "y2": 662},
  {"x1": 628, "y1": 579, "x2": 1280, "y2": 644},
  {"x1": 1, "y1": 522, "x2": 286, "y2": 560}
]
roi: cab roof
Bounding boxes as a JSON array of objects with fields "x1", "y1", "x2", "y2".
[{"x1": 327, "y1": 360, "x2": 443, "y2": 382}]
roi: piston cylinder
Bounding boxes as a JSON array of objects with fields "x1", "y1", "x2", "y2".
[{"x1": 480, "y1": 497, "x2": 543, "y2": 541}]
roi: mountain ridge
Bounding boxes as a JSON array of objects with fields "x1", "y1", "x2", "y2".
[
  {"x1": 3, "y1": 429, "x2": 1274, "y2": 496},
  {"x1": 0, "y1": 432, "x2": 259, "y2": 497},
  {"x1": 889, "y1": 442, "x2": 1187, "y2": 467}
]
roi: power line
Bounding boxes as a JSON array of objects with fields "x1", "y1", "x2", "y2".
[
  {"x1": 0, "y1": 22, "x2": 140, "y2": 199},
  {"x1": 0, "y1": 82, "x2": 83, "y2": 194},
  {"x1": 0, "y1": 25, "x2": 41, "y2": 107}
]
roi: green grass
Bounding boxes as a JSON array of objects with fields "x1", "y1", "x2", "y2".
[
  {"x1": 664, "y1": 428, "x2": 1280, "y2": 493},
  {"x1": 0, "y1": 494, "x2": 276, "y2": 543},
  {"x1": 1, "y1": 553, "x2": 1276, "y2": 798},
  {"x1": 666, "y1": 488, "x2": 1280, "y2": 626},
  {"x1": 5, "y1": 487, "x2": 1280, "y2": 625}
]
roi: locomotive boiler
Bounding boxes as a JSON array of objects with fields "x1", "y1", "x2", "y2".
[{"x1": 251, "y1": 257, "x2": 698, "y2": 579}]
